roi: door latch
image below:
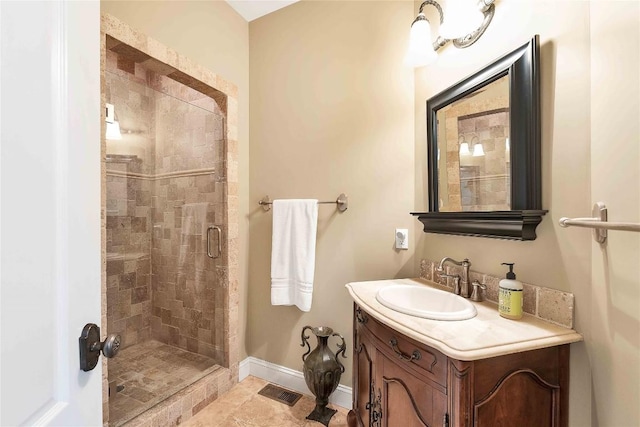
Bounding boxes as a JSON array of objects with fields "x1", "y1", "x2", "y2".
[{"x1": 79, "y1": 323, "x2": 121, "y2": 371}]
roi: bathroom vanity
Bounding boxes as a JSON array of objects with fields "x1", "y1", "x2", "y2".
[{"x1": 346, "y1": 279, "x2": 582, "y2": 427}]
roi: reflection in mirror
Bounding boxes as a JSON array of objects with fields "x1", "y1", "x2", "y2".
[{"x1": 437, "y1": 76, "x2": 510, "y2": 211}]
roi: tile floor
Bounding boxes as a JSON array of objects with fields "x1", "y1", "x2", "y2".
[
  {"x1": 109, "y1": 340, "x2": 221, "y2": 426},
  {"x1": 182, "y1": 376, "x2": 349, "y2": 427}
]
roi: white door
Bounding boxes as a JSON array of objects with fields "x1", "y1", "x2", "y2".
[{"x1": 1, "y1": 1, "x2": 102, "y2": 426}]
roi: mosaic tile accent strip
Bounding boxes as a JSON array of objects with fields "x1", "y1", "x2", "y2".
[
  {"x1": 420, "y1": 258, "x2": 575, "y2": 328},
  {"x1": 106, "y1": 168, "x2": 216, "y2": 181}
]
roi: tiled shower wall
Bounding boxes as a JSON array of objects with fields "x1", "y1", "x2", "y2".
[
  {"x1": 150, "y1": 89, "x2": 227, "y2": 362},
  {"x1": 105, "y1": 66, "x2": 156, "y2": 349},
  {"x1": 457, "y1": 110, "x2": 510, "y2": 211},
  {"x1": 105, "y1": 165, "x2": 153, "y2": 348},
  {"x1": 105, "y1": 48, "x2": 227, "y2": 361}
]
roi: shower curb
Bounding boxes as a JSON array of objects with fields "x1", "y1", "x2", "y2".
[{"x1": 118, "y1": 366, "x2": 235, "y2": 427}]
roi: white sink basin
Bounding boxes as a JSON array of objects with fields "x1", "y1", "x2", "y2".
[{"x1": 375, "y1": 284, "x2": 477, "y2": 321}]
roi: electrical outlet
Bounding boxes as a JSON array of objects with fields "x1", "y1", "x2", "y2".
[{"x1": 395, "y1": 228, "x2": 408, "y2": 250}]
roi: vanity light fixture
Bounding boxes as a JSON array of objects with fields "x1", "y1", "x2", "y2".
[
  {"x1": 458, "y1": 136, "x2": 471, "y2": 156},
  {"x1": 470, "y1": 136, "x2": 485, "y2": 157},
  {"x1": 105, "y1": 103, "x2": 122, "y2": 141},
  {"x1": 405, "y1": 0, "x2": 496, "y2": 67},
  {"x1": 106, "y1": 121, "x2": 122, "y2": 141}
]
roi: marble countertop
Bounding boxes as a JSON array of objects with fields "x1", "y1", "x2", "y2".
[{"x1": 346, "y1": 278, "x2": 583, "y2": 361}]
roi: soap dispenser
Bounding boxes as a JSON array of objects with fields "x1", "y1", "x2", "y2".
[{"x1": 498, "y1": 263, "x2": 523, "y2": 320}]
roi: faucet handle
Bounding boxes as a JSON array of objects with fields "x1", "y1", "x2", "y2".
[
  {"x1": 470, "y1": 280, "x2": 487, "y2": 302},
  {"x1": 438, "y1": 273, "x2": 461, "y2": 295}
]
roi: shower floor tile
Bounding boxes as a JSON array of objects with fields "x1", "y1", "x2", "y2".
[
  {"x1": 182, "y1": 376, "x2": 349, "y2": 427},
  {"x1": 109, "y1": 340, "x2": 221, "y2": 426}
]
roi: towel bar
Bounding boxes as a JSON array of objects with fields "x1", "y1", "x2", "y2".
[
  {"x1": 259, "y1": 194, "x2": 348, "y2": 212},
  {"x1": 559, "y1": 202, "x2": 640, "y2": 243}
]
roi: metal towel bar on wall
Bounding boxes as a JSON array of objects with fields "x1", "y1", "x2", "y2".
[
  {"x1": 258, "y1": 193, "x2": 348, "y2": 212},
  {"x1": 559, "y1": 202, "x2": 640, "y2": 243}
]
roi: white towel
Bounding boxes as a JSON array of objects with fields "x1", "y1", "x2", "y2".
[{"x1": 270, "y1": 199, "x2": 319, "y2": 312}]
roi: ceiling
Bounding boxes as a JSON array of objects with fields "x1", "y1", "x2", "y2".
[{"x1": 225, "y1": 0, "x2": 300, "y2": 22}]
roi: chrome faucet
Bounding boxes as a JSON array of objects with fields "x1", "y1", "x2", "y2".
[{"x1": 436, "y1": 257, "x2": 472, "y2": 298}]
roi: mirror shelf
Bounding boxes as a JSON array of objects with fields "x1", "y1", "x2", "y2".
[
  {"x1": 411, "y1": 210, "x2": 547, "y2": 240},
  {"x1": 413, "y1": 35, "x2": 546, "y2": 241}
]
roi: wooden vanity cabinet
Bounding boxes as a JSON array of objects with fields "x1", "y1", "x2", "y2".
[{"x1": 349, "y1": 304, "x2": 570, "y2": 427}]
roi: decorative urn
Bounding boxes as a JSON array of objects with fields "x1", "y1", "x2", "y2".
[{"x1": 301, "y1": 326, "x2": 347, "y2": 426}]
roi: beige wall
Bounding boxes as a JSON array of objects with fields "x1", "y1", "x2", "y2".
[
  {"x1": 101, "y1": 0, "x2": 251, "y2": 360},
  {"x1": 590, "y1": 3, "x2": 640, "y2": 426},
  {"x1": 415, "y1": 1, "x2": 639, "y2": 426},
  {"x1": 248, "y1": 0, "x2": 415, "y2": 387}
]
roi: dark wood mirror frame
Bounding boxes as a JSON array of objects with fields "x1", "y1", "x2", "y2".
[{"x1": 412, "y1": 35, "x2": 547, "y2": 240}]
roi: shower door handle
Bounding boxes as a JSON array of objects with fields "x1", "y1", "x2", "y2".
[{"x1": 207, "y1": 225, "x2": 222, "y2": 259}]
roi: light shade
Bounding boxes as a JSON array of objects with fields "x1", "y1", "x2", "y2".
[
  {"x1": 106, "y1": 121, "x2": 122, "y2": 140},
  {"x1": 404, "y1": 14, "x2": 437, "y2": 67},
  {"x1": 459, "y1": 142, "x2": 471, "y2": 156},
  {"x1": 439, "y1": 0, "x2": 484, "y2": 40},
  {"x1": 472, "y1": 143, "x2": 485, "y2": 157}
]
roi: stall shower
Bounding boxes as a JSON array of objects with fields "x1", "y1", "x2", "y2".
[{"x1": 104, "y1": 38, "x2": 229, "y2": 426}]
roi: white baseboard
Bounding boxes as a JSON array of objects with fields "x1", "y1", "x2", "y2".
[{"x1": 238, "y1": 356, "x2": 352, "y2": 410}]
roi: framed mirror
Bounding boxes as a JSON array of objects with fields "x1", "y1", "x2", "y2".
[{"x1": 412, "y1": 35, "x2": 547, "y2": 240}]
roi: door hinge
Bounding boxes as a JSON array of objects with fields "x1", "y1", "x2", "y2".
[{"x1": 443, "y1": 413, "x2": 449, "y2": 427}]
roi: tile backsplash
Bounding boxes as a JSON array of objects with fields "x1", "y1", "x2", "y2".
[{"x1": 420, "y1": 259, "x2": 575, "y2": 328}]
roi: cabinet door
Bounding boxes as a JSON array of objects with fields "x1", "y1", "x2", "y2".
[
  {"x1": 472, "y1": 346, "x2": 568, "y2": 427},
  {"x1": 377, "y1": 350, "x2": 448, "y2": 427},
  {"x1": 473, "y1": 370, "x2": 560, "y2": 427}
]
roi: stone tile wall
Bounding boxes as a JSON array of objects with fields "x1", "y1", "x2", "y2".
[
  {"x1": 106, "y1": 161, "x2": 153, "y2": 349},
  {"x1": 457, "y1": 110, "x2": 510, "y2": 211},
  {"x1": 150, "y1": 177, "x2": 226, "y2": 363},
  {"x1": 420, "y1": 258, "x2": 575, "y2": 328},
  {"x1": 439, "y1": 75, "x2": 510, "y2": 212},
  {"x1": 105, "y1": 57, "x2": 157, "y2": 350}
]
